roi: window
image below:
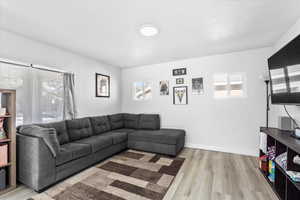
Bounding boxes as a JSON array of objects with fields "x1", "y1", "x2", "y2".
[
  {"x1": 133, "y1": 82, "x2": 152, "y2": 101},
  {"x1": 213, "y1": 73, "x2": 246, "y2": 98},
  {"x1": 0, "y1": 62, "x2": 64, "y2": 126}
]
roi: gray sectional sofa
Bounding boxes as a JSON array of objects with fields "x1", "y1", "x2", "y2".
[{"x1": 16, "y1": 113, "x2": 185, "y2": 192}]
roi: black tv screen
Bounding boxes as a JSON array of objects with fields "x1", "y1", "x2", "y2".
[{"x1": 268, "y1": 34, "x2": 300, "y2": 105}]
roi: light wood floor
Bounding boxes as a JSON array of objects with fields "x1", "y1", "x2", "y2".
[{"x1": 0, "y1": 148, "x2": 278, "y2": 200}]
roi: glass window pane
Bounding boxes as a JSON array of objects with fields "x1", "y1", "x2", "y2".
[
  {"x1": 229, "y1": 74, "x2": 243, "y2": 97},
  {"x1": 133, "y1": 82, "x2": 144, "y2": 100},
  {"x1": 133, "y1": 82, "x2": 152, "y2": 101},
  {"x1": 37, "y1": 69, "x2": 63, "y2": 123},
  {"x1": 214, "y1": 74, "x2": 228, "y2": 98},
  {"x1": 0, "y1": 63, "x2": 64, "y2": 125},
  {"x1": 143, "y1": 82, "x2": 152, "y2": 100}
]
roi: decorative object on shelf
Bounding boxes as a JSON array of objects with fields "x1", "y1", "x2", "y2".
[
  {"x1": 192, "y1": 77, "x2": 204, "y2": 94},
  {"x1": 259, "y1": 155, "x2": 268, "y2": 173},
  {"x1": 0, "y1": 108, "x2": 6, "y2": 116},
  {"x1": 275, "y1": 152, "x2": 287, "y2": 170},
  {"x1": 176, "y1": 78, "x2": 184, "y2": 85},
  {"x1": 0, "y1": 169, "x2": 6, "y2": 190},
  {"x1": 294, "y1": 128, "x2": 300, "y2": 138},
  {"x1": 159, "y1": 80, "x2": 169, "y2": 95},
  {"x1": 96, "y1": 73, "x2": 110, "y2": 97},
  {"x1": 286, "y1": 171, "x2": 300, "y2": 182},
  {"x1": 0, "y1": 118, "x2": 6, "y2": 140},
  {"x1": 293, "y1": 155, "x2": 300, "y2": 166},
  {"x1": 268, "y1": 160, "x2": 275, "y2": 182},
  {"x1": 0, "y1": 144, "x2": 8, "y2": 166},
  {"x1": 172, "y1": 68, "x2": 186, "y2": 76},
  {"x1": 259, "y1": 132, "x2": 267, "y2": 154},
  {"x1": 173, "y1": 86, "x2": 188, "y2": 105},
  {"x1": 267, "y1": 146, "x2": 276, "y2": 160}
]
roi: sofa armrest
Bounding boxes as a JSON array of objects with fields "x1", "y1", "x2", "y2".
[{"x1": 17, "y1": 134, "x2": 56, "y2": 192}]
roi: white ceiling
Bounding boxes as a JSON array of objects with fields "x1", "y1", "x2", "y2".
[{"x1": 0, "y1": 0, "x2": 300, "y2": 67}]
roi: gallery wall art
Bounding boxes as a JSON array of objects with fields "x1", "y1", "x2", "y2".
[
  {"x1": 192, "y1": 77, "x2": 204, "y2": 94},
  {"x1": 176, "y1": 78, "x2": 184, "y2": 85},
  {"x1": 96, "y1": 73, "x2": 110, "y2": 97},
  {"x1": 173, "y1": 86, "x2": 188, "y2": 105},
  {"x1": 159, "y1": 80, "x2": 169, "y2": 95},
  {"x1": 172, "y1": 68, "x2": 187, "y2": 76}
]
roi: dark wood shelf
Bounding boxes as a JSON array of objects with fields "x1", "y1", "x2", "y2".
[
  {"x1": 260, "y1": 127, "x2": 300, "y2": 154},
  {"x1": 260, "y1": 127, "x2": 300, "y2": 200},
  {"x1": 0, "y1": 162, "x2": 11, "y2": 168},
  {"x1": 0, "y1": 139, "x2": 11, "y2": 143},
  {"x1": 0, "y1": 115, "x2": 11, "y2": 118},
  {"x1": 258, "y1": 168, "x2": 280, "y2": 199}
]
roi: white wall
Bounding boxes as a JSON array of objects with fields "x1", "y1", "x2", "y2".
[
  {"x1": 121, "y1": 47, "x2": 272, "y2": 156},
  {"x1": 0, "y1": 29, "x2": 122, "y2": 117},
  {"x1": 269, "y1": 17, "x2": 300, "y2": 128}
]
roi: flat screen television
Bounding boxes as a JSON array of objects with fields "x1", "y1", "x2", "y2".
[{"x1": 268, "y1": 34, "x2": 300, "y2": 105}]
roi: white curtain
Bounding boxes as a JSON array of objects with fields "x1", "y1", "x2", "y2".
[
  {"x1": 63, "y1": 73, "x2": 77, "y2": 120},
  {"x1": 0, "y1": 62, "x2": 64, "y2": 126}
]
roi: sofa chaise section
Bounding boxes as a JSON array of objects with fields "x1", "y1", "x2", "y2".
[{"x1": 128, "y1": 128, "x2": 185, "y2": 156}]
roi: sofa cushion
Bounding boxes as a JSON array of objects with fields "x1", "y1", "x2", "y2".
[
  {"x1": 89, "y1": 116, "x2": 111, "y2": 135},
  {"x1": 128, "y1": 128, "x2": 185, "y2": 145},
  {"x1": 138, "y1": 114, "x2": 160, "y2": 130},
  {"x1": 114, "y1": 128, "x2": 135, "y2": 134},
  {"x1": 36, "y1": 121, "x2": 69, "y2": 145},
  {"x1": 102, "y1": 131, "x2": 127, "y2": 144},
  {"x1": 108, "y1": 114, "x2": 124, "y2": 130},
  {"x1": 73, "y1": 135, "x2": 112, "y2": 153},
  {"x1": 123, "y1": 113, "x2": 140, "y2": 129},
  {"x1": 18, "y1": 125, "x2": 61, "y2": 157},
  {"x1": 66, "y1": 118, "x2": 93, "y2": 141},
  {"x1": 56, "y1": 143, "x2": 92, "y2": 166}
]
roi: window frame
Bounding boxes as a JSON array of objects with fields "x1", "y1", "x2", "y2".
[
  {"x1": 213, "y1": 73, "x2": 246, "y2": 99},
  {"x1": 132, "y1": 81, "x2": 152, "y2": 101}
]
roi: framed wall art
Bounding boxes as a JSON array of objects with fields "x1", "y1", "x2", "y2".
[
  {"x1": 172, "y1": 68, "x2": 187, "y2": 76},
  {"x1": 176, "y1": 78, "x2": 184, "y2": 85},
  {"x1": 173, "y1": 86, "x2": 188, "y2": 105},
  {"x1": 96, "y1": 73, "x2": 110, "y2": 97},
  {"x1": 159, "y1": 80, "x2": 169, "y2": 95},
  {"x1": 192, "y1": 77, "x2": 204, "y2": 94}
]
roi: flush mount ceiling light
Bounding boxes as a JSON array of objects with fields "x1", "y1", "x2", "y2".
[{"x1": 139, "y1": 25, "x2": 159, "y2": 37}]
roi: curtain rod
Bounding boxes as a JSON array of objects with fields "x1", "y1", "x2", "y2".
[{"x1": 0, "y1": 59, "x2": 73, "y2": 75}]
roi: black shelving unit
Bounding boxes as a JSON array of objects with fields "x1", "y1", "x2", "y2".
[{"x1": 260, "y1": 127, "x2": 300, "y2": 200}]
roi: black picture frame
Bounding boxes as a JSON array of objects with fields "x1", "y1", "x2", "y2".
[
  {"x1": 176, "y1": 78, "x2": 184, "y2": 84},
  {"x1": 96, "y1": 73, "x2": 110, "y2": 97},
  {"x1": 173, "y1": 86, "x2": 188, "y2": 105},
  {"x1": 172, "y1": 68, "x2": 187, "y2": 76}
]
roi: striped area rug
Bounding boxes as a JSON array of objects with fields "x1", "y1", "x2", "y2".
[{"x1": 29, "y1": 150, "x2": 185, "y2": 200}]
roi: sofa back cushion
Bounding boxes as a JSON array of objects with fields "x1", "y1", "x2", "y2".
[
  {"x1": 89, "y1": 116, "x2": 111, "y2": 135},
  {"x1": 123, "y1": 113, "x2": 140, "y2": 129},
  {"x1": 66, "y1": 118, "x2": 93, "y2": 141},
  {"x1": 37, "y1": 121, "x2": 69, "y2": 145},
  {"x1": 108, "y1": 114, "x2": 124, "y2": 130},
  {"x1": 138, "y1": 114, "x2": 160, "y2": 130}
]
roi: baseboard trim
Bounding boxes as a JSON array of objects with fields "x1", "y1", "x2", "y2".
[{"x1": 185, "y1": 143, "x2": 258, "y2": 157}]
